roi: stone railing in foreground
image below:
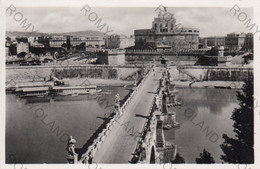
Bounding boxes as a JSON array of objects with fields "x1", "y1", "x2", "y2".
[{"x1": 71, "y1": 69, "x2": 152, "y2": 164}]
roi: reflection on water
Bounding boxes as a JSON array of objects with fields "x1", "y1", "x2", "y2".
[
  {"x1": 6, "y1": 86, "x2": 239, "y2": 163},
  {"x1": 164, "y1": 88, "x2": 239, "y2": 163},
  {"x1": 6, "y1": 86, "x2": 131, "y2": 163}
]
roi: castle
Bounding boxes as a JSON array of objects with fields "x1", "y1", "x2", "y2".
[{"x1": 134, "y1": 7, "x2": 199, "y2": 51}]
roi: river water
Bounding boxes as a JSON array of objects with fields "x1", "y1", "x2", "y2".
[
  {"x1": 6, "y1": 86, "x2": 131, "y2": 163},
  {"x1": 6, "y1": 87, "x2": 238, "y2": 163},
  {"x1": 164, "y1": 88, "x2": 239, "y2": 163}
]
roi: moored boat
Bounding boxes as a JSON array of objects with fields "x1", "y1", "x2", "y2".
[{"x1": 52, "y1": 85, "x2": 102, "y2": 96}]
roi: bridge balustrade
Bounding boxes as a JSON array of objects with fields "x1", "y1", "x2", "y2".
[{"x1": 73, "y1": 69, "x2": 154, "y2": 164}]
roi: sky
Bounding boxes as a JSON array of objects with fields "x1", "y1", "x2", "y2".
[{"x1": 6, "y1": 7, "x2": 253, "y2": 37}]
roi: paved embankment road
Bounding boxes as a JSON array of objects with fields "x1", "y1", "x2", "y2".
[{"x1": 93, "y1": 67, "x2": 161, "y2": 163}]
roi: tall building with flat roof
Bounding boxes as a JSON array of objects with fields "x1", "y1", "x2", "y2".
[
  {"x1": 85, "y1": 36, "x2": 104, "y2": 48},
  {"x1": 97, "y1": 49, "x2": 125, "y2": 65},
  {"x1": 50, "y1": 35, "x2": 67, "y2": 47},
  {"x1": 134, "y1": 8, "x2": 199, "y2": 51},
  {"x1": 104, "y1": 35, "x2": 135, "y2": 49},
  {"x1": 17, "y1": 42, "x2": 29, "y2": 54},
  {"x1": 6, "y1": 47, "x2": 9, "y2": 58},
  {"x1": 225, "y1": 33, "x2": 246, "y2": 51},
  {"x1": 244, "y1": 33, "x2": 253, "y2": 52},
  {"x1": 202, "y1": 37, "x2": 225, "y2": 47}
]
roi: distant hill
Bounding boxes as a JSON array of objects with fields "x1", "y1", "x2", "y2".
[
  {"x1": 60, "y1": 30, "x2": 104, "y2": 37},
  {"x1": 6, "y1": 31, "x2": 46, "y2": 37},
  {"x1": 6, "y1": 30, "x2": 104, "y2": 37}
]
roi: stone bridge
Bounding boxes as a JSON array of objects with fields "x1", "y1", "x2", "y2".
[{"x1": 66, "y1": 66, "x2": 179, "y2": 164}]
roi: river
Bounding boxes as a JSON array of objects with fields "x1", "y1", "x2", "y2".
[
  {"x1": 164, "y1": 88, "x2": 239, "y2": 163},
  {"x1": 6, "y1": 87, "x2": 239, "y2": 163},
  {"x1": 6, "y1": 86, "x2": 131, "y2": 163}
]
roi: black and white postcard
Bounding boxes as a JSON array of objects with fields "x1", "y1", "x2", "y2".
[{"x1": 1, "y1": 0, "x2": 259, "y2": 169}]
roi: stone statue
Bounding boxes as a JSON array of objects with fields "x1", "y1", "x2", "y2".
[
  {"x1": 134, "y1": 79, "x2": 137, "y2": 87},
  {"x1": 155, "y1": 94, "x2": 160, "y2": 109},
  {"x1": 158, "y1": 7, "x2": 167, "y2": 17},
  {"x1": 115, "y1": 93, "x2": 120, "y2": 104},
  {"x1": 140, "y1": 140, "x2": 147, "y2": 161},
  {"x1": 114, "y1": 93, "x2": 120, "y2": 109},
  {"x1": 66, "y1": 136, "x2": 76, "y2": 163}
]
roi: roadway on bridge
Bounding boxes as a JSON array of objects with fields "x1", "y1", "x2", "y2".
[{"x1": 93, "y1": 67, "x2": 162, "y2": 163}]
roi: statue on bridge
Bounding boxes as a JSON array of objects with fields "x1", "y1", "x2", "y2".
[
  {"x1": 159, "y1": 78, "x2": 163, "y2": 87},
  {"x1": 114, "y1": 93, "x2": 120, "y2": 109},
  {"x1": 155, "y1": 94, "x2": 160, "y2": 110},
  {"x1": 134, "y1": 79, "x2": 137, "y2": 88},
  {"x1": 167, "y1": 69, "x2": 171, "y2": 80},
  {"x1": 66, "y1": 136, "x2": 77, "y2": 164},
  {"x1": 140, "y1": 140, "x2": 147, "y2": 161}
]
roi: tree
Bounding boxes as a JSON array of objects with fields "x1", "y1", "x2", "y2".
[
  {"x1": 61, "y1": 43, "x2": 67, "y2": 49},
  {"x1": 172, "y1": 153, "x2": 185, "y2": 163},
  {"x1": 196, "y1": 149, "x2": 215, "y2": 164},
  {"x1": 220, "y1": 79, "x2": 254, "y2": 163}
]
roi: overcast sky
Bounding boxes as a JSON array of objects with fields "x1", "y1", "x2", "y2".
[{"x1": 6, "y1": 7, "x2": 253, "y2": 37}]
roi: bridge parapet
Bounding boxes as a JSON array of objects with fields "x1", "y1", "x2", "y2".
[
  {"x1": 67, "y1": 69, "x2": 153, "y2": 164},
  {"x1": 131, "y1": 97, "x2": 159, "y2": 164},
  {"x1": 132, "y1": 102, "x2": 176, "y2": 163},
  {"x1": 133, "y1": 67, "x2": 180, "y2": 164}
]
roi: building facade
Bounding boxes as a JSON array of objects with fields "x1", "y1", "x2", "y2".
[
  {"x1": 49, "y1": 36, "x2": 67, "y2": 47},
  {"x1": 200, "y1": 33, "x2": 253, "y2": 52},
  {"x1": 243, "y1": 33, "x2": 253, "y2": 52},
  {"x1": 104, "y1": 35, "x2": 135, "y2": 49},
  {"x1": 225, "y1": 33, "x2": 246, "y2": 51},
  {"x1": 70, "y1": 37, "x2": 83, "y2": 46},
  {"x1": 134, "y1": 8, "x2": 199, "y2": 51},
  {"x1": 6, "y1": 47, "x2": 9, "y2": 58},
  {"x1": 202, "y1": 37, "x2": 225, "y2": 47},
  {"x1": 85, "y1": 36, "x2": 104, "y2": 47},
  {"x1": 97, "y1": 49, "x2": 125, "y2": 65},
  {"x1": 17, "y1": 42, "x2": 29, "y2": 54}
]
